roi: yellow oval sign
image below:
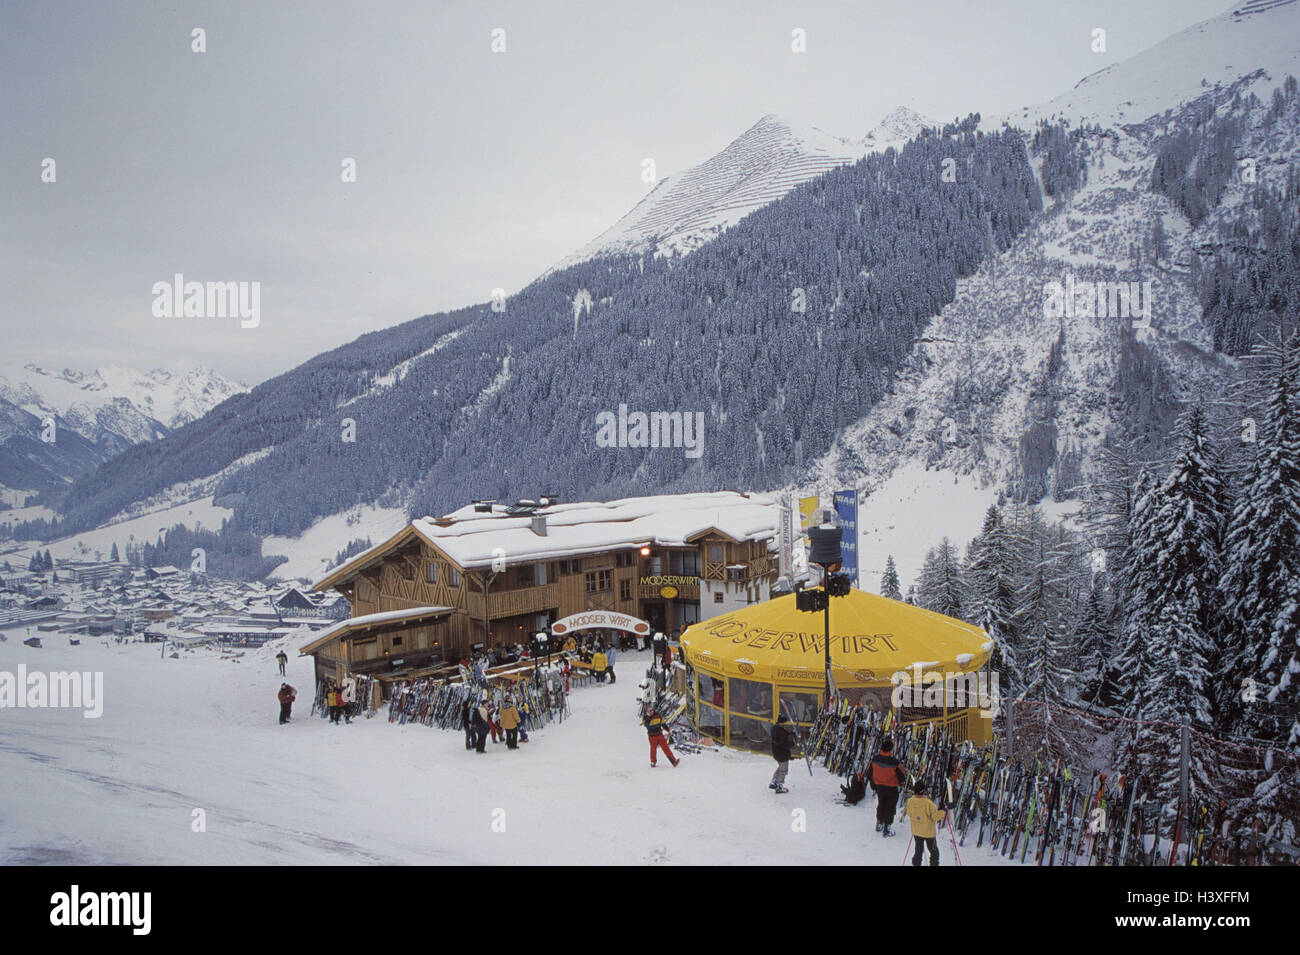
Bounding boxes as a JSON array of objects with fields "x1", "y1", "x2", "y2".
[{"x1": 660, "y1": 585, "x2": 679, "y2": 599}]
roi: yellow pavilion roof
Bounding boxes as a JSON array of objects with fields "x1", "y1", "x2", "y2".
[{"x1": 680, "y1": 589, "x2": 993, "y2": 687}]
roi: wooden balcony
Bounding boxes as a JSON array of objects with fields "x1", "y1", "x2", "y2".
[{"x1": 465, "y1": 582, "x2": 560, "y2": 621}]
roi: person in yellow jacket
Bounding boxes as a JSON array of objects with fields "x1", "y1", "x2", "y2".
[
  {"x1": 499, "y1": 695, "x2": 522, "y2": 749},
  {"x1": 906, "y1": 780, "x2": 946, "y2": 866},
  {"x1": 592, "y1": 649, "x2": 608, "y2": 684}
]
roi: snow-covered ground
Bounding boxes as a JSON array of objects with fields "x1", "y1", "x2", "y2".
[
  {"x1": 855, "y1": 464, "x2": 1002, "y2": 593},
  {"x1": 0, "y1": 628, "x2": 1015, "y2": 865}
]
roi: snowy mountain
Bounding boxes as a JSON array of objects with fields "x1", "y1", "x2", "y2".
[
  {"x1": 41, "y1": 1, "x2": 1300, "y2": 588},
  {"x1": 548, "y1": 108, "x2": 933, "y2": 271},
  {"x1": 0, "y1": 363, "x2": 245, "y2": 495},
  {"x1": 808, "y1": 0, "x2": 1300, "y2": 591},
  {"x1": 994, "y1": 0, "x2": 1300, "y2": 131}
]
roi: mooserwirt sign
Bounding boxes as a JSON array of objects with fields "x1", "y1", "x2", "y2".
[{"x1": 550, "y1": 611, "x2": 651, "y2": 636}]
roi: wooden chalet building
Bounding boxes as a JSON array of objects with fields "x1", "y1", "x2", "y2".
[{"x1": 303, "y1": 492, "x2": 781, "y2": 685}]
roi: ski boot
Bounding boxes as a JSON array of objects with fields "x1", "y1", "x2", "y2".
[
  {"x1": 881, "y1": 825, "x2": 896, "y2": 837},
  {"x1": 773, "y1": 785, "x2": 789, "y2": 794}
]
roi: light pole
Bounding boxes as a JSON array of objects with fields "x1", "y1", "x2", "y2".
[{"x1": 806, "y1": 519, "x2": 845, "y2": 706}]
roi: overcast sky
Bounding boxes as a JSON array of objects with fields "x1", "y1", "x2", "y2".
[{"x1": 1, "y1": 0, "x2": 1230, "y2": 385}]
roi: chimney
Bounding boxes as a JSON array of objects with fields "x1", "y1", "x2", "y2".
[{"x1": 531, "y1": 515, "x2": 548, "y2": 536}]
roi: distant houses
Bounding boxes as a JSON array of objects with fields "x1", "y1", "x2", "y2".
[{"x1": 0, "y1": 551, "x2": 348, "y2": 648}]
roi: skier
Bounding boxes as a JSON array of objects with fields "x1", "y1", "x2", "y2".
[
  {"x1": 328, "y1": 684, "x2": 343, "y2": 724},
  {"x1": 500, "y1": 694, "x2": 521, "y2": 749},
  {"x1": 277, "y1": 683, "x2": 296, "y2": 724},
  {"x1": 471, "y1": 694, "x2": 490, "y2": 753},
  {"x1": 341, "y1": 675, "x2": 356, "y2": 723},
  {"x1": 592, "y1": 647, "x2": 608, "y2": 684},
  {"x1": 276, "y1": 649, "x2": 288, "y2": 676},
  {"x1": 867, "y1": 737, "x2": 905, "y2": 836},
  {"x1": 606, "y1": 642, "x2": 617, "y2": 684},
  {"x1": 642, "y1": 704, "x2": 679, "y2": 768},
  {"x1": 841, "y1": 771, "x2": 867, "y2": 805},
  {"x1": 769, "y1": 713, "x2": 795, "y2": 793},
  {"x1": 906, "y1": 780, "x2": 946, "y2": 866}
]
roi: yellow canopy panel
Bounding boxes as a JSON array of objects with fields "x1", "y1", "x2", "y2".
[{"x1": 681, "y1": 589, "x2": 993, "y2": 687}]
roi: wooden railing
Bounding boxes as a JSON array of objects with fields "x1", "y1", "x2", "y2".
[{"x1": 464, "y1": 582, "x2": 560, "y2": 621}]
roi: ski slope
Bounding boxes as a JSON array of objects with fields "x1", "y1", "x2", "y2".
[{"x1": 0, "y1": 630, "x2": 1016, "y2": 865}]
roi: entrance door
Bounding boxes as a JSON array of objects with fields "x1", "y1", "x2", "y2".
[{"x1": 643, "y1": 602, "x2": 665, "y2": 635}]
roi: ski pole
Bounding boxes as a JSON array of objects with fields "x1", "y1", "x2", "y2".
[
  {"x1": 902, "y1": 836, "x2": 913, "y2": 865},
  {"x1": 946, "y1": 814, "x2": 963, "y2": 867}
]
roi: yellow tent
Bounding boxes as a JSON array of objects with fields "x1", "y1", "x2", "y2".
[{"x1": 680, "y1": 589, "x2": 995, "y2": 751}]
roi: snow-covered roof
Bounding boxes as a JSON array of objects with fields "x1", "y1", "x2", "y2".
[
  {"x1": 317, "y1": 491, "x2": 780, "y2": 586},
  {"x1": 420, "y1": 492, "x2": 779, "y2": 570},
  {"x1": 298, "y1": 604, "x2": 453, "y2": 655}
]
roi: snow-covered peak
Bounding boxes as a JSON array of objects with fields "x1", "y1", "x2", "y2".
[
  {"x1": 550, "y1": 109, "x2": 932, "y2": 272},
  {"x1": 991, "y1": 0, "x2": 1300, "y2": 131},
  {"x1": 864, "y1": 106, "x2": 935, "y2": 150}
]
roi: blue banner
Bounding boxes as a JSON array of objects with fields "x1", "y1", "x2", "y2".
[{"x1": 833, "y1": 489, "x2": 858, "y2": 590}]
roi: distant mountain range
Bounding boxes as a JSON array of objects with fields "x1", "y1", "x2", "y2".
[{"x1": 0, "y1": 363, "x2": 245, "y2": 496}]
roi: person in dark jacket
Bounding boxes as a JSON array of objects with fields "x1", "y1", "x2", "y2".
[
  {"x1": 471, "y1": 695, "x2": 490, "y2": 753},
  {"x1": 276, "y1": 650, "x2": 288, "y2": 676},
  {"x1": 461, "y1": 698, "x2": 473, "y2": 750},
  {"x1": 277, "y1": 683, "x2": 296, "y2": 724},
  {"x1": 867, "y1": 737, "x2": 906, "y2": 836},
  {"x1": 769, "y1": 713, "x2": 795, "y2": 793}
]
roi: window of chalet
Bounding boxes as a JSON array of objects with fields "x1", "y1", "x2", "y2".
[
  {"x1": 585, "y1": 569, "x2": 611, "y2": 593},
  {"x1": 427, "y1": 563, "x2": 437, "y2": 584},
  {"x1": 707, "y1": 544, "x2": 723, "y2": 564},
  {"x1": 669, "y1": 550, "x2": 701, "y2": 576},
  {"x1": 391, "y1": 635, "x2": 403, "y2": 647},
  {"x1": 449, "y1": 567, "x2": 461, "y2": 587},
  {"x1": 614, "y1": 551, "x2": 632, "y2": 568},
  {"x1": 727, "y1": 566, "x2": 744, "y2": 583},
  {"x1": 515, "y1": 565, "x2": 533, "y2": 588},
  {"x1": 713, "y1": 592, "x2": 724, "y2": 604},
  {"x1": 535, "y1": 563, "x2": 548, "y2": 586},
  {"x1": 619, "y1": 579, "x2": 631, "y2": 601}
]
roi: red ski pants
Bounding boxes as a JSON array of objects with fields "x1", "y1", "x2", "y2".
[{"x1": 649, "y1": 734, "x2": 676, "y2": 765}]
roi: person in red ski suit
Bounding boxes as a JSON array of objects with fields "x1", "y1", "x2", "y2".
[{"x1": 642, "y1": 705, "x2": 678, "y2": 768}]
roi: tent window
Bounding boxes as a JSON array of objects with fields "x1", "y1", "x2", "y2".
[
  {"x1": 729, "y1": 678, "x2": 773, "y2": 719},
  {"x1": 778, "y1": 689, "x2": 820, "y2": 724},
  {"x1": 728, "y1": 713, "x2": 771, "y2": 753},
  {"x1": 698, "y1": 703, "x2": 724, "y2": 740},
  {"x1": 698, "y1": 672, "x2": 725, "y2": 708}
]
